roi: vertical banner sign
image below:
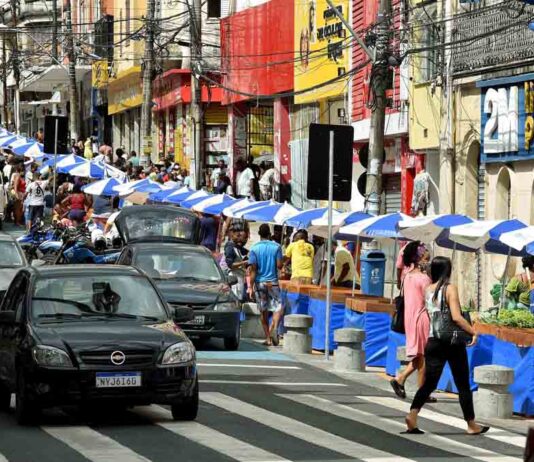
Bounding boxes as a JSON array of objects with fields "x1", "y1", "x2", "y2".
[
  {"x1": 169, "y1": 108, "x2": 176, "y2": 155},
  {"x1": 174, "y1": 125, "x2": 183, "y2": 165}
]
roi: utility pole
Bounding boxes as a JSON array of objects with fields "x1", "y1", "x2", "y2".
[
  {"x1": 51, "y1": 0, "x2": 58, "y2": 61},
  {"x1": 11, "y1": 0, "x2": 20, "y2": 133},
  {"x1": 1, "y1": 25, "x2": 8, "y2": 127},
  {"x1": 140, "y1": 0, "x2": 156, "y2": 166},
  {"x1": 365, "y1": 0, "x2": 390, "y2": 216},
  {"x1": 65, "y1": 0, "x2": 80, "y2": 141},
  {"x1": 190, "y1": 0, "x2": 203, "y2": 189}
]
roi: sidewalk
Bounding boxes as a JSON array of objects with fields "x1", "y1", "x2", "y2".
[{"x1": 249, "y1": 338, "x2": 533, "y2": 436}]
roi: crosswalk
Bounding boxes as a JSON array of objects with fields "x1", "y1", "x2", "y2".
[{"x1": 0, "y1": 391, "x2": 526, "y2": 462}]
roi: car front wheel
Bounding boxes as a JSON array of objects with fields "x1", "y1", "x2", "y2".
[
  {"x1": 224, "y1": 323, "x2": 241, "y2": 351},
  {"x1": 16, "y1": 371, "x2": 39, "y2": 425},
  {"x1": 171, "y1": 379, "x2": 198, "y2": 421}
]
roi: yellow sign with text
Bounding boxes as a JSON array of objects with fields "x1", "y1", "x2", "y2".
[{"x1": 294, "y1": 0, "x2": 350, "y2": 104}]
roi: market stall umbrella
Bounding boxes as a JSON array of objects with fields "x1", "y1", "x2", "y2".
[
  {"x1": 191, "y1": 194, "x2": 236, "y2": 214},
  {"x1": 284, "y1": 207, "x2": 332, "y2": 229},
  {"x1": 500, "y1": 226, "x2": 534, "y2": 255},
  {"x1": 112, "y1": 178, "x2": 149, "y2": 195},
  {"x1": 221, "y1": 198, "x2": 256, "y2": 217},
  {"x1": 82, "y1": 177, "x2": 125, "y2": 196},
  {"x1": 12, "y1": 141, "x2": 43, "y2": 158},
  {"x1": 55, "y1": 154, "x2": 86, "y2": 173},
  {"x1": 119, "y1": 180, "x2": 164, "y2": 198},
  {"x1": 181, "y1": 193, "x2": 216, "y2": 210},
  {"x1": 0, "y1": 135, "x2": 22, "y2": 147},
  {"x1": 167, "y1": 189, "x2": 209, "y2": 205},
  {"x1": 65, "y1": 160, "x2": 105, "y2": 179},
  {"x1": 309, "y1": 211, "x2": 371, "y2": 240},
  {"x1": 229, "y1": 200, "x2": 272, "y2": 218},
  {"x1": 399, "y1": 214, "x2": 476, "y2": 251},
  {"x1": 242, "y1": 202, "x2": 301, "y2": 225},
  {"x1": 149, "y1": 186, "x2": 190, "y2": 203},
  {"x1": 9, "y1": 137, "x2": 30, "y2": 149}
]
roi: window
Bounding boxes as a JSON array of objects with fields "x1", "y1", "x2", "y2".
[
  {"x1": 413, "y1": 3, "x2": 439, "y2": 83},
  {"x1": 207, "y1": 0, "x2": 221, "y2": 18}
]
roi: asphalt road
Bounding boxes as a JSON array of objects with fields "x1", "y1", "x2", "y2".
[{"x1": 0, "y1": 339, "x2": 526, "y2": 462}]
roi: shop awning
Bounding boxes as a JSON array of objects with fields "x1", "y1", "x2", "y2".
[{"x1": 20, "y1": 65, "x2": 91, "y2": 92}]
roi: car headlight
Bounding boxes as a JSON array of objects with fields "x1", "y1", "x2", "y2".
[
  {"x1": 32, "y1": 345, "x2": 73, "y2": 368},
  {"x1": 161, "y1": 342, "x2": 195, "y2": 365},
  {"x1": 213, "y1": 302, "x2": 239, "y2": 312}
]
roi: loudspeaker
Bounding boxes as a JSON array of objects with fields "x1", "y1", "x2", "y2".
[
  {"x1": 307, "y1": 123, "x2": 354, "y2": 201},
  {"x1": 43, "y1": 116, "x2": 69, "y2": 155}
]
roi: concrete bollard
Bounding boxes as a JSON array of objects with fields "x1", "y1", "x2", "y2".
[
  {"x1": 334, "y1": 328, "x2": 366, "y2": 372},
  {"x1": 283, "y1": 315, "x2": 313, "y2": 354},
  {"x1": 473, "y1": 365, "x2": 514, "y2": 419}
]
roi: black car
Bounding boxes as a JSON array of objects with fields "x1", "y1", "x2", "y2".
[
  {"x1": 114, "y1": 204, "x2": 241, "y2": 350},
  {"x1": 117, "y1": 243, "x2": 242, "y2": 350},
  {"x1": 0, "y1": 234, "x2": 28, "y2": 302},
  {"x1": 0, "y1": 265, "x2": 198, "y2": 425}
]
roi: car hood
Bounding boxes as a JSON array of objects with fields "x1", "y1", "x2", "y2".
[
  {"x1": 0, "y1": 267, "x2": 21, "y2": 291},
  {"x1": 154, "y1": 280, "x2": 234, "y2": 306},
  {"x1": 31, "y1": 319, "x2": 190, "y2": 352}
]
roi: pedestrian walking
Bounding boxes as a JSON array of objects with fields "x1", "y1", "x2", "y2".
[
  {"x1": 24, "y1": 171, "x2": 48, "y2": 231},
  {"x1": 62, "y1": 184, "x2": 89, "y2": 225},
  {"x1": 200, "y1": 213, "x2": 218, "y2": 252},
  {"x1": 235, "y1": 158, "x2": 255, "y2": 199},
  {"x1": 222, "y1": 227, "x2": 249, "y2": 302},
  {"x1": 10, "y1": 164, "x2": 25, "y2": 226},
  {"x1": 405, "y1": 256, "x2": 489, "y2": 436},
  {"x1": 390, "y1": 241, "x2": 432, "y2": 399},
  {"x1": 249, "y1": 224, "x2": 284, "y2": 346},
  {"x1": 284, "y1": 229, "x2": 314, "y2": 284}
]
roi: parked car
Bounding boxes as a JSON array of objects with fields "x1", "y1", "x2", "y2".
[
  {"x1": 0, "y1": 265, "x2": 198, "y2": 425},
  {"x1": 114, "y1": 204, "x2": 241, "y2": 350},
  {"x1": 0, "y1": 234, "x2": 28, "y2": 302}
]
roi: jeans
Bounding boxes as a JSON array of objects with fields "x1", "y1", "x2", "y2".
[{"x1": 410, "y1": 338, "x2": 475, "y2": 422}]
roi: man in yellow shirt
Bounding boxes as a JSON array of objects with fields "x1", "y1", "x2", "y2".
[
  {"x1": 333, "y1": 241, "x2": 360, "y2": 289},
  {"x1": 284, "y1": 230, "x2": 315, "y2": 284}
]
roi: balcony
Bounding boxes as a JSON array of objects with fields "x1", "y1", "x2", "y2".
[{"x1": 452, "y1": 0, "x2": 534, "y2": 75}]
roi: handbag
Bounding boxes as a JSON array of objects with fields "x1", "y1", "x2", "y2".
[
  {"x1": 432, "y1": 284, "x2": 473, "y2": 345},
  {"x1": 391, "y1": 280, "x2": 405, "y2": 334}
]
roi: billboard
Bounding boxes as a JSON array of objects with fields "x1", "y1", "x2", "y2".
[{"x1": 294, "y1": 0, "x2": 350, "y2": 104}]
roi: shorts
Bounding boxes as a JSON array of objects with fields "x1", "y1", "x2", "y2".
[
  {"x1": 291, "y1": 277, "x2": 312, "y2": 285},
  {"x1": 29, "y1": 205, "x2": 44, "y2": 223},
  {"x1": 69, "y1": 209, "x2": 86, "y2": 222},
  {"x1": 254, "y1": 282, "x2": 282, "y2": 313}
]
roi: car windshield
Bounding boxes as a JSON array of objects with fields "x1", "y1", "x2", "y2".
[
  {"x1": 31, "y1": 275, "x2": 168, "y2": 322},
  {"x1": 135, "y1": 249, "x2": 222, "y2": 282},
  {"x1": 0, "y1": 242, "x2": 24, "y2": 267}
]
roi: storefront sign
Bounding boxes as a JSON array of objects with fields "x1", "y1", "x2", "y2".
[
  {"x1": 294, "y1": 0, "x2": 349, "y2": 104},
  {"x1": 478, "y1": 73, "x2": 534, "y2": 162},
  {"x1": 108, "y1": 68, "x2": 143, "y2": 115}
]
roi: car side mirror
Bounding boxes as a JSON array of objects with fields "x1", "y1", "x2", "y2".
[
  {"x1": 0, "y1": 310, "x2": 16, "y2": 324},
  {"x1": 227, "y1": 274, "x2": 238, "y2": 286},
  {"x1": 173, "y1": 305, "x2": 194, "y2": 323}
]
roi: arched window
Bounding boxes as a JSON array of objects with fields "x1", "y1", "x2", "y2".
[{"x1": 495, "y1": 167, "x2": 511, "y2": 220}]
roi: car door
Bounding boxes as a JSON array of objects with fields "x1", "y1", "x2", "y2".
[{"x1": 0, "y1": 273, "x2": 27, "y2": 389}]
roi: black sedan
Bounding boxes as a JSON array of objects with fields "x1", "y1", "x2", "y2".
[
  {"x1": 0, "y1": 265, "x2": 198, "y2": 425},
  {"x1": 117, "y1": 243, "x2": 242, "y2": 350},
  {"x1": 0, "y1": 234, "x2": 28, "y2": 302}
]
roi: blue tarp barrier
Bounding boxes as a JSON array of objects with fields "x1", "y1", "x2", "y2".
[
  {"x1": 308, "y1": 297, "x2": 346, "y2": 350},
  {"x1": 343, "y1": 309, "x2": 391, "y2": 367},
  {"x1": 491, "y1": 337, "x2": 534, "y2": 415},
  {"x1": 285, "y1": 291, "x2": 310, "y2": 315},
  {"x1": 386, "y1": 330, "x2": 406, "y2": 376}
]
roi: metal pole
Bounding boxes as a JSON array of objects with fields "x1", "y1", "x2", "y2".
[
  {"x1": 390, "y1": 237, "x2": 398, "y2": 302},
  {"x1": 325, "y1": 130, "x2": 334, "y2": 361},
  {"x1": 351, "y1": 236, "x2": 360, "y2": 296},
  {"x1": 499, "y1": 248, "x2": 511, "y2": 314},
  {"x1": 66, "y1": 0, "x2": 80, "y2": 141},
  {"x1": 140, "y1": 0, "x2": 156, "y2": 166},
  {"x1": 190, "y1": 0, "x2": 203, "y2": 189},
  {"x1": 365, "y1": 0, "x2": 390, "y2": 216},
  {"x1": 52, "y1": 119, "x2": 58, "y2": 209}
]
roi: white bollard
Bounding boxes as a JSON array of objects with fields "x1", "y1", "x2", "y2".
[
  {"x1": 283, "y1": 315, "x2": 313, "y2": 354},
  {"x1": 334, "y1": 328, "x2": 366, "y2": 372},
  {"x1": 473, "y1": 365, "x2": 514, "y2": 419}
]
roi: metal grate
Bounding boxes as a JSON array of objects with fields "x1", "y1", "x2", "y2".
[
  {"x1": 383, "y1": 174, "x2": 402, "y2": 214},
  {"x1": 79, "y1": 349, "x2": 155, "y2": 367},
  {"x1": 247, "y1": 105, "x2": 274, "y2": 157}
]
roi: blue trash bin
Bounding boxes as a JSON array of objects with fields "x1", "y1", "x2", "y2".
[{"x1": 360, "y1": 250, "x2": 386, "y2": 296}]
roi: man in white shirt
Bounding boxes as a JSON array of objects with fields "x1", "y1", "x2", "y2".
[
  {"x1": 24, "y1": 172, "x2": 48, "y2": 231},
  {"x1": 210, "y1": 159, "x2": 226, "y2": 187},
  {"x1": 235, "y1": 158, "x2": 255, "y2": 198},
  {"x1": 259, "y1": 163, "x2": 275, "y2": 200}
]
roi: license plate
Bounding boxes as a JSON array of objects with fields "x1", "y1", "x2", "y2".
[
  {"x1": 95, "y1": 372, "x2": 141, "y2": 388},
  {"x1": 186, "y1": 315, "x2": 205, "y2": 325}
]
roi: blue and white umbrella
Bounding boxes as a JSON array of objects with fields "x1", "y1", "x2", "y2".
[
  {"x1": 167, "y1": 189, "x2": 209, "y2": 205},
  {"x1": 228, "y1": 200, "x2": 272, "y2": 218},
  {"x1": 221, "y1": 198, "x2": 256, "y2": 217},
  {"x1": 0, "y1": 135, "x2": 22, "y2": 147},
  {"x1": 242, "y1": 201, "x2": 301, "y2": 225},
  {"x1": 65, "y1": 160, "x2": 103, "y2": 178},
  {"x1": 339, "y1": 212, "x2": 410, "y2": 240},
  {"x1": 181, "y1": 193, "x2": 216, "y2": 210},
  {"x1": 55, "y1": 154, "x2": 86, "y2": 173},
  {"x1": 149, "y1": 186, "x2": 189, "y2": 203},
  {"x1": 284, "y1": 207, "x2": 331, "y2": 229},
  {"x1": 192, "y1": 194, "x2": 236, "y2": 214},
  {"x1": 119, "y1": 179, "x2": 163, "y2": 198},
  {"x1": 82, "y1": 177, "x2": 125, "y2": 196},
  {"x1": 500, "y1": 226, "x2": 534, "y2": 256},
  {"x1": 308, "y1": 211, "x2": 371, "y2": 239},
  {"x1": 12, "y1": 142, "x2": 44, "y2": 158},
  {"x1": 113, "y1": 178, "x2": 150, "y2": 195},
  {"x1": 449, "y1": 219, "x2": 527, "y2": 256}
]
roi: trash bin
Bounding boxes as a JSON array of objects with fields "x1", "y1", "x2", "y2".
[{"x1": 360, "y1": 250, "x2": 386, "y2": 297}]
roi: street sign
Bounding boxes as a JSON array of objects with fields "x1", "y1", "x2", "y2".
[{"x1": 307, "y1": 123, "x2": 354, "y2": 201}]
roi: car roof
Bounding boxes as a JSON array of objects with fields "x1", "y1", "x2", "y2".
[
  {"x1": 27, "y1": 264, "x2": 144, "y2": 278},
  {"x1": 126, "y1": 243, "x2": 211, "y2": 254},
  {"x1": 0, "y1": 234, "x2": 18, "y2": 242}
]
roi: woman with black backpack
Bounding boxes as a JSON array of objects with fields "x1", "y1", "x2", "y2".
[{"x1": 405, "y1": 256, "x2": 489, "y2": 436}]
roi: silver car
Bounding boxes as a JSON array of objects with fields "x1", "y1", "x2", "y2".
[{"x1": 0, "y1": 235, "x2": 28, "y2": 301}]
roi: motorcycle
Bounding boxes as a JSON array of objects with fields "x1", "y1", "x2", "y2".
[
  {"x1": 39, "y1": 225, "x2": 120, "y2": 265},
  {"x1": 17, "y1": 222, "x2": 64, "y2": 262}
]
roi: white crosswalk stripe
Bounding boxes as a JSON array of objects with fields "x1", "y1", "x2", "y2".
[
  {"x1": 201, "y1": 392, "x2": 418, "y2": 462},
  {"x1": 357, "y1": 396, "x2": 527, "y2": 449},
  {"x1": 281, "y1": 394, "x2": 522, "y2": 462},
  {"x1": 133, "y1": 405, "x2": 291, "y2": 462},
  {"x1": 41, "y1": 426, "x2": 150, "y2": 462}
]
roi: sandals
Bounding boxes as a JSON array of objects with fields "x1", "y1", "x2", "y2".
[
  {"x1": 468, "y1": 426, "x2": 490, "y2": 436},
  {"x1": 402, "y1": 428, "x2": 425, "y2": 435},
  {"x1": 390, "y1": 379, "x2": 407, "y2": 399}
]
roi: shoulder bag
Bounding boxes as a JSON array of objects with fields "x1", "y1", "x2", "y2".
[
  {"x1": 431, "y1": 284, "x2": 473, "y2": 345},
  {"x1": 391, "y1": 279, "x2": 405, "y2": 334}
]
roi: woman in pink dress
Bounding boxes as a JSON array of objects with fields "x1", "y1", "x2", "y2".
[{"x1": 390, "y1": 241, "x2": 432, "y2": 399}]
